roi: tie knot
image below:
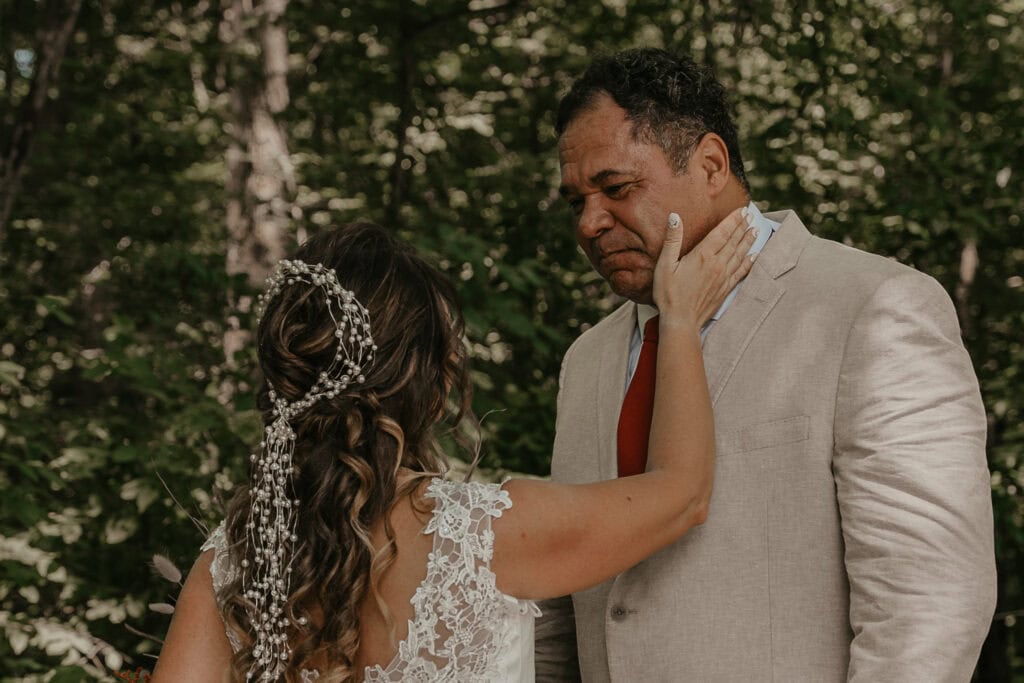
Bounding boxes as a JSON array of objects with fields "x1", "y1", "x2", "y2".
[{"x1": 643, "y1": 315, "x2": 659, "y2": 344}]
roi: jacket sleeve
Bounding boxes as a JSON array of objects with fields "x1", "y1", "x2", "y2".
[
  {"x1": 833, "y1": 271, "x2": 996, "y2": 682},
  {"x1": 533, "y1": 347, "x2": 582, "y2": 682}
]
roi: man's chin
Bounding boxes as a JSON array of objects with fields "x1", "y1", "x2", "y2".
[{"x1": 606, "y1": 272, "x2": 654, "y2": 304}]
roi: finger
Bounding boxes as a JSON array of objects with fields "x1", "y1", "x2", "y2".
[
  {"x1": 717, "y1": 248, "x2": 756, "y2": 300},
  {"x1": 717, "y1": 207, "x2": 753, "y2": 255},
  {"x1": 721, "y1": 230, "x2": 757, "y2": 280},
  {"x1": 706, "y1": 218, "x2": 752, "y2": 273},
  {"x1": 700, "y1": 207, "x2": 746, "y2": 256},
  {"x1": 668, "y1": 211, "x2": 683, "y2": 231},
  {"x1": 724, "y1": 255, "x2": 755, "y2": 301},
  {"x1": 656, "y1": 212, "x2": 685, "y2": 274},
  {"x1": 717, "y1": 211, "x2": 752, "y2": 261},
  {"x1": 703, "y1": 228, "x2": 753, "y2": 302}
]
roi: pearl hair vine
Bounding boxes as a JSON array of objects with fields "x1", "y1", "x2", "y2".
[{"x1": 244, "y1": 258, "x2": 376, "y2": 681}]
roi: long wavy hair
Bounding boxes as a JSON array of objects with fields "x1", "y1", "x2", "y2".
[{"x1": 217, "y1": 222, "x2": 473, "y2": 681}]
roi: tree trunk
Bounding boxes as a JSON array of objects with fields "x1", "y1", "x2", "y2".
[
  {"x1": 0, "y1": 0, "x2": 84, "y2": 245},
  {"x1": 220, "y1": 0, "x2": 294, "y2": 288},
  {"x1": 219, "y1": 0, "x2": 295, "y2": 363}
]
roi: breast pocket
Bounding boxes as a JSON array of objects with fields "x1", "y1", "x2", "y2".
[{"x1": 716, "y1": 415, "x2": 811, "y2": 456}]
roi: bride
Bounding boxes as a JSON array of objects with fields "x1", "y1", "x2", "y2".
[{"x1": 152, "y1": 210, "x2": 755, "y2": 682}]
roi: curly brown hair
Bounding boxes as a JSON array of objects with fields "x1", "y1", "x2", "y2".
[{"x1": 217, "y1": 222, "x2": 472, "y2": 681}]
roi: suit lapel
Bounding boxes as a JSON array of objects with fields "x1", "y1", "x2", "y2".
[
  {"x1": 702, "y1": 268, "x2": 784, "y2": 405},
  {"x1": 702, "y1": 210, "x2": 811, "y2": 405},
  {"x1": 596, "y1": 303, "x2": 635, "y2": 480}
]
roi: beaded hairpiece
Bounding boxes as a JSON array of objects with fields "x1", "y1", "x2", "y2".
[{"x1": 244, "y1": 258, "x2": 375, "y2": 681}]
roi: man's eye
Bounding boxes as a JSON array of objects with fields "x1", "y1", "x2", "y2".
[
  {"x1": 604, "y1": 183, "x2": 627, "y2": 198},
  {"x1": 568, "y1": 198, "x2": 584, "y2": 214}
]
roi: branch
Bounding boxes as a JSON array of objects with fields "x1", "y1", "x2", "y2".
[{"x1": 123, "y1": 621, "x2": 165, "y2": 646}]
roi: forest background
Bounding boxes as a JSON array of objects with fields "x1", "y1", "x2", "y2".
[{"x1": 1, "y1": 0, "x2": 1022, "y2": 680}]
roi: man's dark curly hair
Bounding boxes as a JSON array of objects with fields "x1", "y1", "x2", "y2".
[{"x1": 556, "y1": 48, "x2": 750, "y2": 193}]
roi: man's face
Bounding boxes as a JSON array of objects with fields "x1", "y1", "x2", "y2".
[{"x1": 558, "y1": 94, "x2": 713, "y2": 304}]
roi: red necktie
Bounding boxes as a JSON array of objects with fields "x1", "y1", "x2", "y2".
[{"x1": 617, "y1": 315, "x2": 659, "y2": 477}]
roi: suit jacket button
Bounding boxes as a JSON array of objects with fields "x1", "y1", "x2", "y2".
[{"x1": 611, "y1": 606, "x2": 627, "y2": 621}]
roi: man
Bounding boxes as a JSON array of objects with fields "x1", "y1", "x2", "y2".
[{"x1": 535, "y1": 48, "x2": 996, "y2": 682}]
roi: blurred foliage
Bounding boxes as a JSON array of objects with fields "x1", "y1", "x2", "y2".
[{"x1": 0, "y1": 0, "x2": 1021, "y2": 680}]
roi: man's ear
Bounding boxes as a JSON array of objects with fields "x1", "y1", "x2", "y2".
[{"x1": 693, "y1": 133, "x2": 731, "y2": 198}]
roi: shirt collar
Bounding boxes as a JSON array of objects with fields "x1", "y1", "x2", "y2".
[
  {"x1": 637, "y1": 303, "x2": 658, "y2": 341},
  {"x1": 744, "y1": 200, "x2": 779, "y2": 263}
]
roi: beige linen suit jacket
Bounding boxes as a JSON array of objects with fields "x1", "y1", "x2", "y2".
[{"x1": 535, "y1": 211, "x2": 996, "y2": 682}]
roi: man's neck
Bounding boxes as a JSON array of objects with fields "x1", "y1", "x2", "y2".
[{"x1": 710, "y1": 181, "x2": 751, "y2": 227}]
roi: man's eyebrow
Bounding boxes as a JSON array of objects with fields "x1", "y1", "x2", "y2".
[
  {"x1": 559, "y1": 169, "x2": 635, "y2": 199},
  {"x1": 589, "y1": 169, "x2": 632, "y2": 185}
]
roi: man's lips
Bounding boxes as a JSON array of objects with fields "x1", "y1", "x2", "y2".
[{"x1": 596, "y1": 248, "x2": 644, "y2": 270}]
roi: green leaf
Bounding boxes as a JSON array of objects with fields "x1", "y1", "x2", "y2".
[
  {"x1": 35, "y1": 296, "x2": 74, "y2": 325},
  {"x1": 49, "y1": 666, "x2": 89, "y2": 683}
]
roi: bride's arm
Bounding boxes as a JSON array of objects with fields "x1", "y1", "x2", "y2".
[
  {"x1": 492, "y1": 208, "x2": 755, "y2": 601},
  {"x1": 151, "y1": 550, "x2": 233, "y2": 682}
]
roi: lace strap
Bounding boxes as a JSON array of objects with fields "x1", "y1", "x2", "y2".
[
  {"x1": 422, "y1": 478, "x2": 511, "y2": 565},
  {"x1": 199, "y1": 522, "x2": 244, "y2": 653},
  {"x1": 364, "y1": 479, "x2": 539, "y2": 681},
  {"x1": 200, "y1": 522, "x2": 239, "y2": 603}
]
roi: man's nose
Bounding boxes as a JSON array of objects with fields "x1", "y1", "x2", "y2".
[{"x1": 576, "y1": 196, "x2": 614, "y2": 239}]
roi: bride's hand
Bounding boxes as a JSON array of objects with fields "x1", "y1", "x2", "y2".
[{"x1": 653, "y1": 207, "x2": 758, "y2": 330}]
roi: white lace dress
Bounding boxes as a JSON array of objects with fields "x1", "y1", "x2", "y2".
[{"x1": 203, "y1": 478, "x2": 541, "y2": 682}]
